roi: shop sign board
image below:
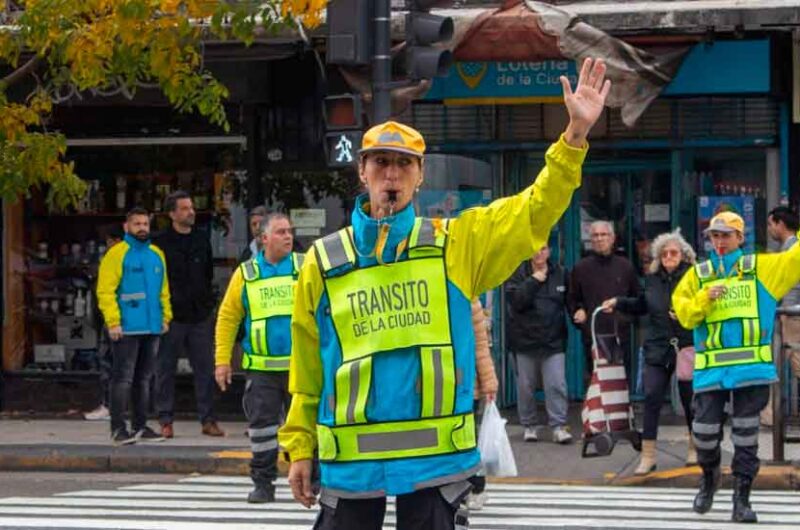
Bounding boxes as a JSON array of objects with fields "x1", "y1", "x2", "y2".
[
  {"x1": 425, "y1": 40, "x2": 770, "y2": 103},
  {"x1": 291, "y1": 208, "x2": 327, "y2": 229},
  {"x1": 697, "y1": 195, "x2": 756, "y2": 255}
]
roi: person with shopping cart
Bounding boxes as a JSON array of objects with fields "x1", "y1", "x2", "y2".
[
  {"x1": 672, "y1": 210, "x2": 800, "y2": 523},
  {"x1": 601, "y1": 229, "x2": 697, "y2": 475}
]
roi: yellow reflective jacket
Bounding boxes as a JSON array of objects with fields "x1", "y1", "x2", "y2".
[
  {"x1": 278, "y1": 135, "x2": 587, "y2": 462},
  {"x1": 672, "y1": 236, "x2": 800, "y2": 391}
]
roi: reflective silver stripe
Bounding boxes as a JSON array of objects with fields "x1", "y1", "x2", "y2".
[
  {"x1": 415, "y1": 219, "x2": 436, "y2": 247},
  {"x1": 357, "y1": 428, "x2": 438, "y2": 453},
  {"x1": 120, "y1": 292, "x2": 146, "y2": 301},
  {"x1": 692, "y1": 436, "x2": 720, "y2": 450},
  {"x1": 732, "y1": 416, "x2": 761, "y2": 429},
  {"x1": 321, "y1": 231, "x2": 350, "y2": 271},
  {"x1": 714, "y1": 349, "x2": 757, "y2": 363},
  {"x1": 293, "y1": 252, "x2": 305, "y2": 272},
  {"x1": 747, "y1": 319, "x2": 756, "y2": 346},
  {"x1": 321, "y1": 487, "x2": 387, "y2": 500},
  {"x1": 251, "y1": 439, "x2": 279, "y2": 452},
  {"x1": 249, "y1": 425, "x2": 279, "y2": 438},
  {"x1": 346, "y1": 361, "x2": 361, "y2": 424},
  {"x1": 731, "y1": 433, "x2": 759, "y2": 447},
  {"x1": 413, "y1": 463, "x2": 483, "y2": 491},
  {"x1": 692, "y1": 421, "x2": 720, "y2": 435},
  {"x1": 242, "y1": 260, "x2": 258, "y2": 282},
  {"x1": 264, "y1": 358, "x2": 290, "y2": 370},
  {"x1": 697, "y1": 260, "x2": 713, "y2": 281},
  {"x1": 432, "y1": 348, "x2": 443, "y2": 416},
  {"x1": 741, "y1": 254, "x2": 755, "y2": 273}
]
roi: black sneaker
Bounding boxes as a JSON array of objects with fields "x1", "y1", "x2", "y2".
[
  {"x1": 112, "y1": 428, "x2": 137, "y2": 446},
  {"x1": 134, "y1": 426, "x2": 166, "y2": 443}
]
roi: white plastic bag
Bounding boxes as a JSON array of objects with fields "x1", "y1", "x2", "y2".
[{"x1": 477, "y1": 401, "x2": 518, "y2": 477}]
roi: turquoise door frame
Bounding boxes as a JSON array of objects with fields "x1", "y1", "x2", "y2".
[{"x1": 560, "y1": 157, "x2": 673, "y2": 400}]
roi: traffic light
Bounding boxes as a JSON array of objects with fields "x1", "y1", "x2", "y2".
[
  {"x1": 323, "y1": 94, "x2": 363, "y2": 168},
  {"x1": 326, "y1": 0, "x2": 373, "y2": 65},
  {"x1": 406, "y1": 0, "x2": 454, "y2": 80}
]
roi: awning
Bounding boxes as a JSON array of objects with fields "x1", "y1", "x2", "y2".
[{"x1": 405, "y1": 0, "x2": 800, "y2": 35}]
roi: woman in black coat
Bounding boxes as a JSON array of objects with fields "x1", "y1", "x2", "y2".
[{"x1": 602, "y1": 229, "x2": 697, "y2": 474}]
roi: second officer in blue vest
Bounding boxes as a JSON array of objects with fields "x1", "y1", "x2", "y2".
[{"x1": 215, "y1": 212, "x2": 303, "y2": 503}]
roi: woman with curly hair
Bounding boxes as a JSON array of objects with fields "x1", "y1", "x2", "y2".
[{"x1": 602, "y1": 229, "x2": 697, "y2": 474}]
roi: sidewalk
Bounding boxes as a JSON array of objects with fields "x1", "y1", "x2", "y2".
[{"x1": 1, "y1": 410, "x2": 799, "y2": 489}]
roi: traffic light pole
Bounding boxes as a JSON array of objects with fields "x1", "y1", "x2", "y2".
[{"x1": 372, "y1": 0, "x2": 392, "y2": 124}]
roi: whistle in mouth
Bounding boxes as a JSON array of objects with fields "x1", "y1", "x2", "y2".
[{"x1": 387, "y1": 190, "x2": 398, "y2": 204}]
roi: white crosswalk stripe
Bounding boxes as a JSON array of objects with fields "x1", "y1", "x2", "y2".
[{"x1": 0, "y1": 476, "x2": 798, "y2": 529}]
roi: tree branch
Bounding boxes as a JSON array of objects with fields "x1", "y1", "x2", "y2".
[{"x1": 2, "y1": 55, "x2": 40, "y2": 87}]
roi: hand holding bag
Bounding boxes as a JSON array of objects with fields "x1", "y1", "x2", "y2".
[{"x1": 477, "y1": 401, "x2": 518, "y2": 477}]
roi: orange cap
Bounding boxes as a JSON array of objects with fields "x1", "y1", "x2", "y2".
[
  {"x1": 360, "y1": 121, "x2": 426, "y2": 158},
  {"x1": 705, "y1": 211, "x2": 745, "y2": 234}
]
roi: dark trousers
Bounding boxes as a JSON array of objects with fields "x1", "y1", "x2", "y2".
[
  {"x1": 110, "y1": 335, "x2": 159, "y2": 434},
  {"x1": 244, "y1": 371, "x2": 291, "y2": 486},
  {"x1": 314, "y1": 487, "x2": 468, "y2": 530},
  {"x1": 96, "y1": 330, "x2": 112, "y2": 407},
  {"x1": 642, "y1": 363, "x2": 694, "y2": 440},
  {"x1": 155, "y1": 315, "x2": 216, "y2": 425},
  {"x1": 692, "y1": 385, "x2": 770, "y2": 479}
]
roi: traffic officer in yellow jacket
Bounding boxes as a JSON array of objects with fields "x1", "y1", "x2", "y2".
[
  {"x1": 215, "y1": 212, "x2": 302, "y2": 503},
  {"x1": 673, "y1": 211, "x2": 800, "y2": 523},
  {"x1": 278, "y1": 58, "x2": 610, "y2": 530}
]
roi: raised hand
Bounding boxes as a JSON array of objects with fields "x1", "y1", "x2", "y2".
[{"x1": 560, "y1": 58, "x2": 611, "y2": 147}]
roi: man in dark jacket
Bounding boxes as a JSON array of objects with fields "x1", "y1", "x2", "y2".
[
  {"x1": 567, "y1": 220, "x2": 640, "y2": 380},
  {"x1": 506, "y1": 246, "x2": 572, "y2": 444},
  {"x1": 154, "y1": 191, "x2": 224, "y2": 438}
]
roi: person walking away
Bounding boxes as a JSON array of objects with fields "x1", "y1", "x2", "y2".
[
  {"x1": 761, "y1": 206, "x2": 800, "y2": 426},
  {"x1": 568, "y1": 221, "x2": 640, "y2": 382},
  {"x1": 601, "y1": 229, "x2": 696, "y2": 474},
  {"x1": 215, "y1": 213, "x2": 301, "y2": 503},
  {"x1": 278, "y1": 58, "x2": 610, "y2": 530},
  {"x1": 154, "y1": 191, "x2": 224, "y2": 439},
  {"x1": 673, "y1": 211, "x2": 800, "y2": 522},
  {"x1": 505, "y1": 245, "x2": 572, "y2": 444},
  {"x1": 466, "y1": 297, "x2": 498, "y2": 511},
  {"x1": 239, "y1": 205, "x2": 267, "y2": 263},
  {"x1": 96, "y1": 208, "x2": 171, "y2": 445},
  {"x1": 84, "y1": 227, "x2": 125, "y2": 421}
]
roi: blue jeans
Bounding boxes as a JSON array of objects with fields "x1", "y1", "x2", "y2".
[{"x1": 110, "y1": 335, "x2": 159, "y2": 434}]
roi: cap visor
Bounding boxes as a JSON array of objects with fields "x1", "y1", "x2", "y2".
[
  {"x1": 704, "y1": 225, "x2": 737, "y2": 233},
  {"x1": 359, "y1": 146, "x2": 423, "y2": 157}
]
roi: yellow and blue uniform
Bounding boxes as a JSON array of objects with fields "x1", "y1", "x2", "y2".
[
  {"x1": 672, "y1": 242, "x2": 800, "y2": 393},
  {"x1": 97, "y1": 234, "x2": 171, "y2": 334},
  {"x1": 215, "y1": 251, "x2": 303, "y2": 371},
  {"x1": 278, "y1": 136, "x2": 587, "y2": 497},
  {"x1": 215, "y1": 250, "x2": 303, "y2": 490}
]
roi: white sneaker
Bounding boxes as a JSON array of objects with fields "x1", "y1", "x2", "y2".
[
  {"x1": 466, "y1": 491, "x2": 488, "y2": 511},
  {"x1": 523, "y1": 426, "x2": 539, "y2": 442},
  {"x1": 84, "y1": 405, "x2": 110, "y2": 421},
  {"x1": 552, "y1": 426, "x2": 573, "y2": 444}
]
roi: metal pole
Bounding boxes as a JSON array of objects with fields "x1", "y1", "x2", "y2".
[
  {"x1": 772, "y1": 310, "x2": 785, "y2": 463},
  {"x1": 372, "y1": 0, "x2": 391, "y2": 124}
]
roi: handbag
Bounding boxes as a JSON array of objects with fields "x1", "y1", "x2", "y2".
[{"x1": 676, "y1": 344, "x2": 695, "y2": 381}]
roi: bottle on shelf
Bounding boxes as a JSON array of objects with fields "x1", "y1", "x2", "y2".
[
  {"x1": 74, "y1": 289, "x2": 86, "y2": 318},
  {"x1": 115, "y1": 175, "x2": 127, "y2": 212}
]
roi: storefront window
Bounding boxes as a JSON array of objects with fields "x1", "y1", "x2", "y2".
[
  {"x1": 11, "y1": 143, "x2": 244, "y2": 374},
  {"x1": 690, "y1": 149, "x2": 767, "y2": 255}
]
